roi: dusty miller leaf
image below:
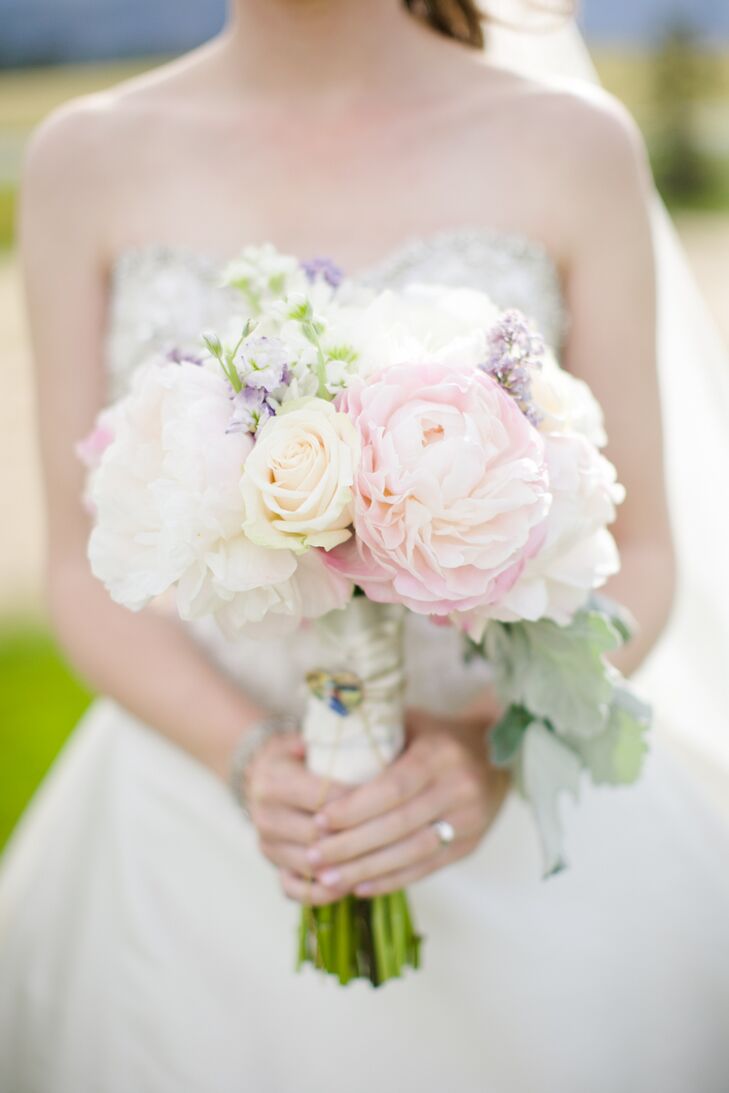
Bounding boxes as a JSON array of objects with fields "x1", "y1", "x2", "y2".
[
  {"x1": 586, "y1": 592, "x2": 636, "y2": 645},
  {"x1": 516, "y1": 721, "x2": 584, "y2": 878},
  {"x1": 484, "y1": 612, "x2": 622, "y2": 740},
  {"x1": 568, "y1": 684, "x2": 651, "y2": 785},
  {"x1": 489, "y1": 704, "x2": 533, "y2": 767}
]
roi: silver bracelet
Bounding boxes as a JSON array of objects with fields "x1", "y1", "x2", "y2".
[{"x1": 228, "y1": 714, "x2": 299, "y2": 820}]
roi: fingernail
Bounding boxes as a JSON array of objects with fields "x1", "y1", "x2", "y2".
[
  {"x1": 306, "y1": 846, "x2": 322, "y2": 865},
  {"x1": 318, "y1": 868, "x2": 340, "y2": 887},
  {"x1": 314, "y1": 813, "x2": 329, "y2": 831},
  {"x1": 354, "y1": 883, "x2": 373, "y2": 897}
]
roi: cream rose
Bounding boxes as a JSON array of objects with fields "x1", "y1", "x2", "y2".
[{"x1": 241, "y1": 397, "x2": 360, "y2": 552}]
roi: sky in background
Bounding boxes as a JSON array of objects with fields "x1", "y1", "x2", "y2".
[{"x1": 0, "y1": 0, "x2": 728, "y2": 68}]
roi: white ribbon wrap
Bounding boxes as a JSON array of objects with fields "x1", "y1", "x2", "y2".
[{"x1": 302, "y1": 599, "x2": 406, "y2": 785}]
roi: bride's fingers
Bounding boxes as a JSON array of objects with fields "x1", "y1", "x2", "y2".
[
  {"x1": 259, "y1": 839, "x2": 314, "y2": 877},
  {"x1": 351, "y1": 837, "x2": 479, "y2": 898},
  {"x1": 313, "y1": 822, "x2": 450, "y2": 892},
  {"x1": 314, "y1": 745, "x2": 434, "y2": 832},
  {"x1": 279, "y1": 868, "x2": 343, "y2": 907},
  {"x1": 248, "y1": 757, "x2": 349, "y2": 814},
  {"x1": 251, "y1": 803, "x2": 319, "y2": 846},
  {"x1": 306, "y1": 782, "x2": 451, "y2": 868},
  {"x1": 265, "y1": 732, "x2": 306, "y2": 759},
  {"x1": 313, "y1": 803, "x2": 484, "y2": 892}
]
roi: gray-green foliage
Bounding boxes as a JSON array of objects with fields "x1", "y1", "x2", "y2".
[
  {"x1": 484, "y1": 612, "x2": 622, "y2": 739},
  {"x1": 476, "y1": 598, "x2": 651, "y2": 876}
]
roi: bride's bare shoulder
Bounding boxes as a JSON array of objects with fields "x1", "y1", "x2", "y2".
[
  {"x1": 22, "y1": 46, "x2": 216, "y2": 190},
  {"x1": 468, "y1": 60, "x2": 648, "y2": 174},
  {"x1": 458, "y1": 61, "x2": 653, "y2": 246}
]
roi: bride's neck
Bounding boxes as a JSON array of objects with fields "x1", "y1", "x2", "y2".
[{"x1": 221, "y1": 0, "x2": 430, "y2": 100}]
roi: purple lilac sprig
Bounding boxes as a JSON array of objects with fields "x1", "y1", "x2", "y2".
[
  {"x1": 480, "y1": 309, "x2": 545, "y2": 427},
  {"x1": 300, "y1": 256, "x2": 344, "y2": 288}
]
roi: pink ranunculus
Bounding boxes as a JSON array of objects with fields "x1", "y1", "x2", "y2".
[{"x1": 323, "y1": 361, "x2": 551, "y2": 617}]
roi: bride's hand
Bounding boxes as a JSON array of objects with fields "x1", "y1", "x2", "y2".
[
  {"x1": 245, "y1": 732, "x2": 349, "y2": 895},
  {"x1": 281, "y1": 709, "x2": 510, "y2": 904}
]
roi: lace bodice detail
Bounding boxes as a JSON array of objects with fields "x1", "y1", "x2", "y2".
[{"x1": 104, "y1": 227, "x2": 567, "y2": 399}]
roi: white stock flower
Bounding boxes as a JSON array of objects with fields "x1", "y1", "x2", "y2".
[
  {"x1": 241, "y1": 397, "x2": 360, "y2": 552},
  {"x1": 222, "y1": 244, "x2": 308, "y2": 310}
]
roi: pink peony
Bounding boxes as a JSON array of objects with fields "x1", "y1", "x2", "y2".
[{"x1": 323, "y1": 361, "x2": 551, "y2": 617}]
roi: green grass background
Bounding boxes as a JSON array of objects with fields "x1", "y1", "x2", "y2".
[{"x1": 0, "y1": 625, "x2": 92, "y2": 848}]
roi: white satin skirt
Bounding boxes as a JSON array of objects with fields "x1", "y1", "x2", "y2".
[{"x1": 1, "y1": 620, "x2": 729, "y2": 1093}]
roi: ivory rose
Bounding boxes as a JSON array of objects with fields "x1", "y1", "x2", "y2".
[
  {"x1": 241, "y1": 397, "x2": 360, "y2": 552},
  {"x1": 324, "y1": 361, "x2": 551, "y2": 616}
]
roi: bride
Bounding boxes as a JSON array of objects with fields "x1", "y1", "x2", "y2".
[{"x1": 2, "y1": 1, "x2": 728, "y2": 1090}]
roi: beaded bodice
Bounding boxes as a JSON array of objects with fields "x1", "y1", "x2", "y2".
[{"x1": 104, "y1": 227, "x2": 567, "y2": 399}]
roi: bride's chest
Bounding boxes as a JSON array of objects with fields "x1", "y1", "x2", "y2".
[{"x1": 107, "y1": 101, "x2": 560, "y2": 273}]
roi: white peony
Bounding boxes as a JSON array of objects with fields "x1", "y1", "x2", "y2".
[
  {"x1": 531, "y1": 350, "x2": 608, "y2": 447},
  {"x1": 175, "y1": 536, "x2": 353, "y2": 638},
  {"x1": 88, "y1": 359, "x2": 353, "y2": 633},
  {"x1": 321, "y1": 285, "x2": 500, "y2": 383},
  {"x1": 241, "y1": 397, "x2": 360, "y2": 552},
  {"x1": 89, "y1": 360, "x2": 248, "y2": 609},
  {"x1": 486, "y1": 432, "x2": 625, "y2": 625}
]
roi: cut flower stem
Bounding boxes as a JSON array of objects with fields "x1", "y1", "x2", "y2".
[{"x1": 298, "y1": 890, "x2": 421, "y2": 987}]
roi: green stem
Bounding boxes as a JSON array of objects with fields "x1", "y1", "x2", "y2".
[
  {"x1": 400, "y1": 893, "x2": 422, "y2": 969},
  {"x1": 296, "y1": 907, "x2": 308, "y2": 970},
  {"x1": 371, "y1": 895, "x2": 387, "y2": 985},
  {"x1": 372, "y1": 894, "x2": 399, "y2": 984},
  {"x1": 390, "y1": 890, "x2": 408, "y2": 973},
  {"x1": 353, "y1": 896, "x2": 375, "y2": 983},
  {"x1": 335, "y1": 896, "x2": 353, "y2": 985},
  {"x1": 297, "y1": 892, "x2": 420, "y2": 984},
  {"x1": 316, "y1": 904, "x2": 334, "y2": 972}
]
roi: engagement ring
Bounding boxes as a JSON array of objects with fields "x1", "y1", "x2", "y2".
[{"x1": 431, "y1": 819, "x2": 456, "y2": 848}]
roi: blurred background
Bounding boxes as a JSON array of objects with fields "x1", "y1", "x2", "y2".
[{"x1": 1, "y1": 0, "x2": 728, "y2": 848}]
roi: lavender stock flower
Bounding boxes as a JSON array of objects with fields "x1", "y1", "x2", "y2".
[
  {"x1": 233, "y1": 336, "x2": 290, "y2": 394},
  {"x1": 481, "y1": 309, "x2": 545, "y2": 426},
  {"x1": 226, "y1": 386, "x2": 275, "y2": 436},
  {"x1": 166, "y1": 346, "x2": 205, "y2": 366},
  {"x1": 300, "y1": 256, "x2": 344, "y2": 288}
]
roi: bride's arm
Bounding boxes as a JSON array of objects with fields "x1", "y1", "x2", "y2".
[
  {"x1": 560, "y1": 95, "x2": 676, "y2": 676},
  {"x1": 20, "y1": 106, "x2": 341, "y2": 858},
  {"x1": 20, "y1": 107, "x2": 261, "y2": 779}
]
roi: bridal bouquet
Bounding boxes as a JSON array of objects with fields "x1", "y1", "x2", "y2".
[{"x1": 81, "y1": 244, "x2": 651, "y2": 986}]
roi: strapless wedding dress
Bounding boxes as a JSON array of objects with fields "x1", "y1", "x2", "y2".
[{"x1": 1, "y1": 228, "x2": 728, "y2": 1093}]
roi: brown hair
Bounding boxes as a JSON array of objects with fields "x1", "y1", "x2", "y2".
[{"x1": 403, "y1": 0, "x2": 576, "y2": 50}]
